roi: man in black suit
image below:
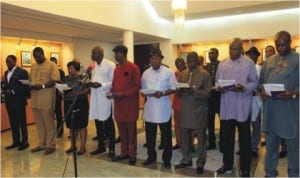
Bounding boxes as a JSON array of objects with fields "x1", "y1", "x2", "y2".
[
  {"x1": 50, "y1": 57, "x2": 65, "y2": 138},
  {"x1": 3, "y1": 55, "x2": 30, "y2": 151}
]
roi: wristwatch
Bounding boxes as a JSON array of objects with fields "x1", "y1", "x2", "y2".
[
  {"x1": 42, "y1": 84, "x2": 46, "y2": 89},
  {"x1": 292, "y1": 94, "x2": 296, "y2": 99}
]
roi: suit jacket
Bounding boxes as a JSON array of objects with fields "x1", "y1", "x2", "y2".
[
  {"x1": 178, "y1": 67, "x2": 212, "y2": 129},
  {"x1": 3, "y1": 66, "x2": 29, "y2": 106}
]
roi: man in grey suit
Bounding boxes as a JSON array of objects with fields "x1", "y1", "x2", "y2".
[{"x1": 175, "y1": 51, "x2": 211, "y2": 175}]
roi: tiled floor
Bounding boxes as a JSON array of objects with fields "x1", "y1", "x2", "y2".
[{"x1": 1, "y1": 119, "x2": 288, "y2": 177}]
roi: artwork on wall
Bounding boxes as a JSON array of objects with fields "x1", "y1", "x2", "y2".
[
  {"x1": 180, "y1": 52, "x2": 188, "y2": 62},
  {"x1": 21, "y1": 51, "x2": 32, "y2": 67},
  {"x1": 50, "y1": 52, "x2": 60, "y2": 66}
]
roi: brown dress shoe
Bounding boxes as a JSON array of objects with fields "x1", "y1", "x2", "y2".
[
  {"x1": 44, "y1": 148, "x2": 56, "y2": 155},
  {"x1": 31, "y1": 146, "x2": 45, "y2": 153}
]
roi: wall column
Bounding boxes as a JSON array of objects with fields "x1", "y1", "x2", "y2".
[{"x1": 123, "y1": 31, "x2": 134, "y2": 62}]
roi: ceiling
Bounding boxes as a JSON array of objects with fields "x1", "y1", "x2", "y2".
[{"x1": 1, "y1": 1, "x2": 299, "y2": 44}]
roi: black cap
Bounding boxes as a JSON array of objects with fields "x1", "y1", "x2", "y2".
[
  {"x1": 245, "y1": 46, "x2": 260, "y2": 56},
  {"x1": 112, "y1": 45, "x2": 128, "y2": 54},
  {"x1": 149, "y1": 48, "x2": 164, "y2": 59}
]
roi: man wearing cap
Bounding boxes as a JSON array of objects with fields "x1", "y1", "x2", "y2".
[
  {"x1": 245, "y1": 46, "x2": 262, "y2": 158},
  {"x1": 110, "y1": 45, "x2": 141, "y2": 166},
  {"x1": 141, "y1": 48, "x2": 177, "y2": 169}
]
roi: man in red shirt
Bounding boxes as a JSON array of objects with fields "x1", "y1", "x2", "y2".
[{"x1": 110, "y1": 45, "x2": 141, "y2": 166}]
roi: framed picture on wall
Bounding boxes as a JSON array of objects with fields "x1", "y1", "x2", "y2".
[
  {"x1": 50, "y1": 52, "x2": 60, "y2": 66},
  {"x1": 180, "y1": 52, "x2": 188, "y2": 62},
  {"x1": 21, "y1": 51, "x2": 32, "y2": 67}
]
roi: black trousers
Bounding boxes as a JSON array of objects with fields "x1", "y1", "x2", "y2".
[
  {"x1": 207, "y1": 90, "x2": 220, "y2": 146},
  {"x1": 145, "y1": 118, "x2": 172, "y2": 164},
  {"x1": 55, "y1": 93, "x2": 63, "y2": 136},
  {"x1": 221, "y1": 118, "x2": 251, "y2": 172},
  {"x1": 6, "y1": 102, "x2": 28, "y2": 144},
  {"x1": 95, "y1": 116, "x2": 115, "y2": 151}
]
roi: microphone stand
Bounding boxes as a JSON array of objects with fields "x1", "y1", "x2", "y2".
[{"x1": 58, "y1": 74, "x2": 89, "y2": 178}]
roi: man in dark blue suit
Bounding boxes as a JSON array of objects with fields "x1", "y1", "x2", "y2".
[{"x1": 2, "y1": 55, "x2": 30, "y2": 151}]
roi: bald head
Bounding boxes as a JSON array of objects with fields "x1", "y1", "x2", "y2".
[
  {"x1": 91, "y1": 46, "x2": 104, "y2": 64},
  {"x1": 275, "y1": 31, "x2": 292, "y2": 56},
  {"x1": 229, "y1": 38, "x2": 243, "y2": 60}
]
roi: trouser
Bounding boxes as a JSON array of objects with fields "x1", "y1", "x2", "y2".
[
  {"x1": 117, "y1": 121, "x2": 137, "y2": 158},
  {"x1": 173, "y1": 109, "x2": 181, "y2": 145},
  {"x1": 145, "y1": 119, "x2": 172, "y2": 164},
  {"x1": 95, "y1": 116, "x2": 115, "y2": 151},
  {"x1": 6, "y1": 102, "x2": 28, "y2": 144},
  {"x1": 265, "y1": 131, "x2": 299, "y2": 177},
  {"x1": 221, "y1": 119, "x2": 251, "y2": 172},
  {"x1": 32, "y1": 108, "x2": 56, "y2": 148},
  {"x1": 180, "y1": 127, "x2": 207, "y2": 168},
  {"x1": 207, "y1": 90, "x2": 220, "y2": 147},
  {"x1": 251, "y1": 110, "x2": 261, "y2": 152},
  {"x1": 55, "y1": 96, "x2": 63, "y2": 136}
]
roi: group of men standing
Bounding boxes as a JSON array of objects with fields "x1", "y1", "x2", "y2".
[{"x1": 2, "y1": 30, "x2": 298, "y2": 177}]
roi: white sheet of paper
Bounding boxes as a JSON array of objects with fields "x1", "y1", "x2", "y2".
[
  {"x1": 55, "y1": 83, "x2": 71, "y2": 93},
  {"x1": 263, "y1": 83, "x2": 285, "y2": 96},
  {"x1": 177, "y1": 83, "x2": 190, "y2": 88},
  {"x1": 217, "y1": 80, "x2": 236, "y2": 87},
  {"x1": 19, "y1": 80, "x2": 32, "y2": 85},
  {"x1": 140, "y1": 89, "x2": 156, "y2": 95}
]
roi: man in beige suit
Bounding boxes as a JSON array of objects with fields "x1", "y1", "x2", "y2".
[{"x1": 175, "y1": 51, "x2": 211, "y2": 175}]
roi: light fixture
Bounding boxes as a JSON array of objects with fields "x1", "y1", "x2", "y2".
[
  {"x1": 172, "y1": 0, "x2": 187, "y2": 24},
  {"x1": 16, "y1": 38, "x2": 22, "y2": 49}
]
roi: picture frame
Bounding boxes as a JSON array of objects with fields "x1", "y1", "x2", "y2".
[
  {"x1": 180, "y1": 52, "x2": 188, "y2": 62},
  {"x1": 21, "y1": 51, "x2": 32, "y2": 67},
  {"x1": 50, "y1": 52, "x2": 60, "y2": 66}
]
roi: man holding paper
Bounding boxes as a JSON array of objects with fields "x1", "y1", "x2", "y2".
[
  {"x1": 259, "y1": 31, "x2": 299, "y2": 177},
  {"x1": 215, "y1": 38, "x2": 258, "y2": 177}
]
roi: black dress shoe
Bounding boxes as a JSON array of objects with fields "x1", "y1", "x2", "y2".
[
  {"x1": 128, "y1": 157, "x2": 136, "y2": 165},
  {"x1": 216, "y1": 165, "x2": 233, "y2": 175},
  {"x1": 6, "y1": 143, "x2": 20, "y2": 150},
  {"x1": 175, "y1": 162, "x2": 192, "y2": 169},
  {"x1": 164, "y1": 162, "x2": 171, "y2": 169},
  {"x1": 142, "y1": 158, "x2": 156, "y2": 166},
  {"x1": 18, "y1": 143, "x2": 29, "y2": 151},
  {"x1": 197, "y1": 167, "x2": 204, "y2": 174},
  {"x1": 77, "y1": 149, "x2": 86, "y2": 155},
  {"x1": 108, "y1": 150, "x2": 115, "y2": 158},
  {"x1": 240, "y1": 170, "x2": 250, "y2": 177},
  {"x1": 172, "y1": 144, "x2": 181, "y2": 150},
  {"x1": 112, "y1": 155, "x2": 129, "y2": 162},
  {"x1": 90, "y1": 148, "x2": 105, "y2": 155}
]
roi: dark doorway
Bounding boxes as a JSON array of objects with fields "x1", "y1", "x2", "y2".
[{"x1": 134, "y1": 43, "x2": 159, "y2": 74}]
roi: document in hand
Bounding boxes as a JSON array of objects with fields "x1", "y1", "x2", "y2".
[
  {"x1": 177, "y1": 83, "x2": 190, "y2": 89},
  {"x1": 262, "y1": 83, "x2": 285, "y2": 96},
  {"x1": 19, "y1": 80, "x2": 33, "y2": 85},
  {"x1": 55, "y1": 83, "x2": 71, "y2": 93},
  {"x1": 140, "y1": 89, "x2": 156, "y2": 96},
  {"x1": 217, "y1": 80, "x2": 236, "y2": 90}
]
